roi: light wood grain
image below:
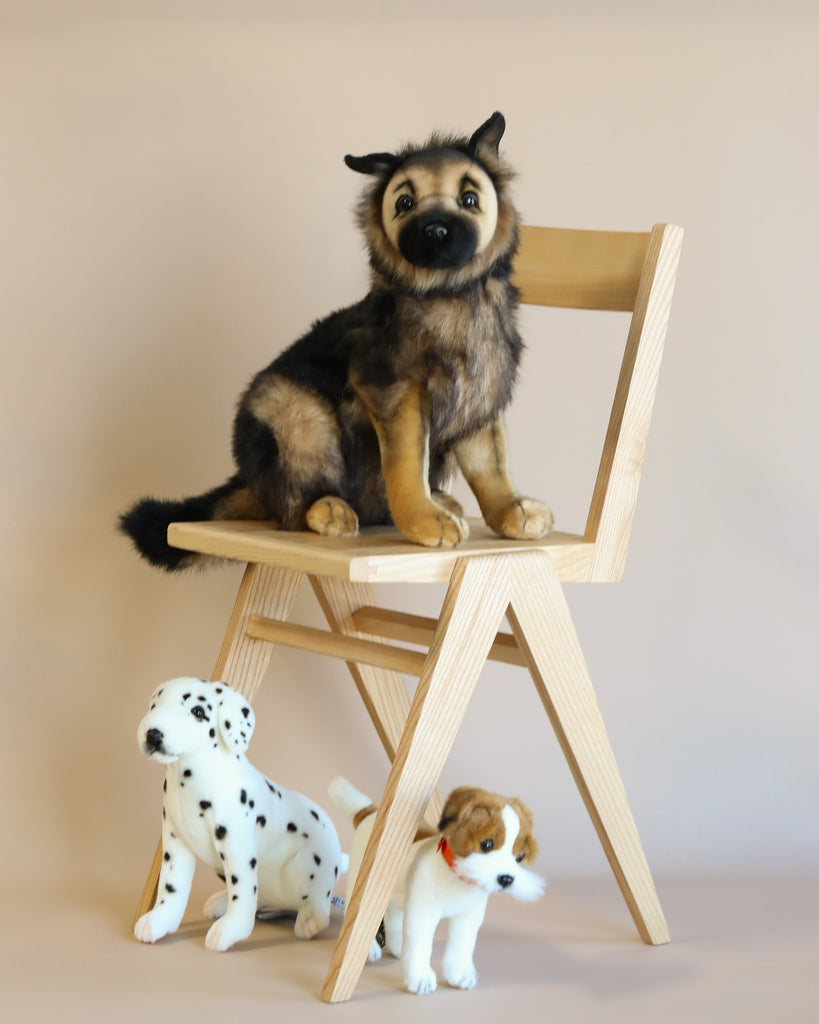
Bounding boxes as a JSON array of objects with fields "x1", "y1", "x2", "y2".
[
  {"x1": 322, "y1": 556, "x2": 512, "y2": 1002},
  {"x1": 351, "y1": 605, "x2": 526, "y2": 667},
  {"x1": 167, "y1": 519, "x2": 593, "y2": 583},
  {"x1": 507, "y1": 551, "x2": 669, "y2": 945},
  {"x1": 246, "y1": 615, "x2": 428, "y2": 676},
  {"x1": 513, "y1": 225, "x2": 651, "y2": 311},
  {"x1": 310, "y1": 577, "x2": 443, "y2": 829},
  {"x1": 584, "y1": 224, "x2": 684, "y2": 581}
]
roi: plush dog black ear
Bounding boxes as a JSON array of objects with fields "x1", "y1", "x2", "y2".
[
  {"x1": 344, "y1": 151, "x2": 403, "y2": 176},
  {"x1": 468, "y1": 111, "x2": 506, "y2": 160}
]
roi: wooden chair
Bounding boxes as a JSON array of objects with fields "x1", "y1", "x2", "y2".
[{"x1": 133, "y1": 222, "x2": 684, "y2": 1002}]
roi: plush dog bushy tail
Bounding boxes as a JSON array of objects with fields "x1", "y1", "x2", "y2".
[
  {"x1": 328, "y1": 777, "x2": 378, "y2": 829},
  {"x1": 118, "y1": 474, "x2": 267, "y2": 572}
]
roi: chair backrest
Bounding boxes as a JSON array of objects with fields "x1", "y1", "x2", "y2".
[{"x1": 512, "y1": 224, "x2": 684, "y2": 582}]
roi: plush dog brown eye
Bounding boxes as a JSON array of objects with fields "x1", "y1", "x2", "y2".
[
  {"x1": 480, "y1": 838, "x2": 494, "y2": 852},
  {"x1": 460, "y1": 191, "x2": 479, "y2": 209},
  {"x1": 395, "y1": 194, "x2": 414, "y2": 214},
  {"x1": 515, "y1": 852, "x2": 525, "y2": 863}
]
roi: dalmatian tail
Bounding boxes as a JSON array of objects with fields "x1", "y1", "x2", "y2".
[{"x1": 328, "y1": 776, "x2": 378, "y2": 828}]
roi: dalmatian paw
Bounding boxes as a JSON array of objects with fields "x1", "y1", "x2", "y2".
[
  {"x1": 202, "y1": 890, "x2": 228, "y2": 920},
  {"x1": 444, "y1": 960, "x2": 478, "y2": 990},
  {"x1": 134, "y1": 908, "x2": 176, "y2": 944},
  {"x1": 405, "y1": 966, "x2": 438, "y2": 996},
  {"x1": 205, "y1": 913, "x2": 253, "y2": 952},
  {"x1": 294, "y1": 905, "x2": 330, "y2": 940}
]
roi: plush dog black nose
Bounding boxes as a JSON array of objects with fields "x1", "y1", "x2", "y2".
[
  {"x1": 497, "y1": 874, "x2": 514, "y2": 889},
  {"x1": 424, "y1": 222, "x2": 448, "y2": 243},
  {"x1": 145, "y1": 728, "x2": 164, "y2": 753}
]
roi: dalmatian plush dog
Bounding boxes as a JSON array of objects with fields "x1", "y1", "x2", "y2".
[{"x1": 134, "y1": 677, "x2": 344, "y2": 951}]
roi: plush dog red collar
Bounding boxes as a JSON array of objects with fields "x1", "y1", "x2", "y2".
[{"x1": 437, "y1": 837, "x2": 479, "y2": 886}]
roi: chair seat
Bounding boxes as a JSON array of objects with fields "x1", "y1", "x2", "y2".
[{"x1": 168, "y1": 519, "x2": 593, "y2": 584}]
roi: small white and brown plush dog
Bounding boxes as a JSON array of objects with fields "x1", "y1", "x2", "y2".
[
  {"x1": 134, "y1": 677, "x2": 344, "y2": 951},
  {"x1": 329, "y1": 777, "x2": 544, "y2": 995}
]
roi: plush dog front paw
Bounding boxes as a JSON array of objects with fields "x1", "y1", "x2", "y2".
[
  {"x1": 306, "y1": 496, "x2": 359, "y2": 537},
  {"x1": 489, "y1": 498, "x2": 553, "y2": 539},
  {"x1": 134, "y1": 907, "x2": 176, "y2": 944},
  {"x1": 405, "y1": 966, "x2": 438, "y2": 995},
  {"x1": 444, "y1": 960, "x2": 478, "y2": 990},
  {"x1": 399, "y1": 503, "x2": 469, "y2": 548},
  {"x1": 205, "y1": 913, "x2": 253, "y2": 952}
]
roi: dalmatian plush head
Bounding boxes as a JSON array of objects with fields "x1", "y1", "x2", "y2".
[{"x1": 137, "y1": 678, "x2": 256, "y2": 764}]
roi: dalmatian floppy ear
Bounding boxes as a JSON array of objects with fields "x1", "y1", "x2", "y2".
[{"x1": 213, "y1": 683, "x2": 255, "y2": 754}]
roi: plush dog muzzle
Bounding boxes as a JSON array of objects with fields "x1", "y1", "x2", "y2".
[{"x1": 398, "y1": 210, "x2": 479, "y2": 269}]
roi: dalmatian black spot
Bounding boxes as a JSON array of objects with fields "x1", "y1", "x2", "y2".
[
  {"x1": 215, "y1": 825, "x2": 228, "y2": 840},
  {"x1": 249, "y1": 800, "x2": 255, "y2": 809},
  {"x1": 165, "y1": 884, "x2": 176, "y2": 893},
  {"x1": 314, "y1": 854, "x2": 322, "y2": 866},
  {"x1": 257, "y1": 816, "x2": 267, "y2": 828},
  {"x1": 334, "y1": 866, "x2": 339, "y2": 878},
  {"x1": 231, "y1": 875, "x2": 238, "y2": 885},
  {"x1": 240, "y1": 790, "x2": 247, "y2": 804},
  {"x1": 209, "y1": 728, "x2": 216, "y2": 738},
  {"x1": 311, "y1": 810, "x2": 320, "y2": 821},
  {"x1": 310, "y1": 873, "x2": 315, "y2": 880},
  {"x1": 182, "y1": 693, "x2": 190, "y2": 701},
  {"x1": 164, "y1": 852, "x2": 171, "y2": 862},
  {"x1": 242, "y1": 707, "x2": 250, "y2": 718},
  {"x1": 250, "y1": 858, "x2": 257, "y2": 869},
  {"x1": 215, "y1": 686, "x2": 223, "y2": 694},
  {"x1": 225, "y1": 720, "x2": 232, "y2": 731},
  {"x1": 200, "y1": 800, "x2": 212, "y2": 811},
  {"x1": 287, "y1": 822, "x2": 298, "y2": 833},
  {"x1": 184, "y1": 770, "x2": 192, "y2": 778}
]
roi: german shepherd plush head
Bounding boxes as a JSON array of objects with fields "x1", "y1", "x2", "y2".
[{"x1": 345, "y1": 112, "x2": 517, "y2": 293}]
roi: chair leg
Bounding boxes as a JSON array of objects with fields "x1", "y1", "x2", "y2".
[
  {"x1": 132, "y1": 562, "x2": 304, "y2": 929},
  {"x1": 321, "y1": 555, "x2": 511, "y2": 1003},
  {"x1": 506, "y1": 551, "x2": 670, "y2": 945},
  {"x1": 310, "y1": 576, "x2": 443, "y2": 828}
]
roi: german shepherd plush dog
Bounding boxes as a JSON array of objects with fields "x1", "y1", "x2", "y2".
[{"x1": 120, "y1": 113, "x2": 553, "y2": 571}]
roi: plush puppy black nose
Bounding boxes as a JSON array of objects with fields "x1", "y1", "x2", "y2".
[
  {"x1": 497, "y1": 874, "x2": 514, "y2": 889},
  {"x1": 424, "y1": 222, "x2": 448, "y2": 243},
  {"x1": 145, "y1": 728, "x2": 164, "y2": 753}
]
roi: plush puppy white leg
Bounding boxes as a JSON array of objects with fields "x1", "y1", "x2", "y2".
[
  {"x1": 402, "y1": 900, "x2": 441, "y2": 996},
  {"x1": 442, "y1": 902, "x2": 487, "y2": 990},
  {"x1": 134, "y1": 812, "x2": 197, "y2": 943},
  {"x1": 200, "y1": 808, "x2": 259, "y2": 952}
]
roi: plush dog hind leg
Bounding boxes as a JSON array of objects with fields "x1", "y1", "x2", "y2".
[
  {"x1": 134, "y1": 811, "x2": 197, "y2": 943},
  {"x1": 371, "y1": 382, "x2": 469, "y2": 548},
  {"x1": 454, "y1": 417, "x2": 553, "y2": 539}
]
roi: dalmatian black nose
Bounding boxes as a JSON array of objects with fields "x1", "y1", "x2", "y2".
[
  {"x1": 424, "y1": 222, "x2": 449, "y2": 243},
  {"x1": 497, "y1": 874, "x2": 514, "y2": 889},
  {"x1": 145, "y1": 728, "x2": 165, "y2": 754}
]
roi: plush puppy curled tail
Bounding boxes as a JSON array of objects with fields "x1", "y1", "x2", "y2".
[{"x1": 118, "y1": 474, "x2": 268, "y2": 572}]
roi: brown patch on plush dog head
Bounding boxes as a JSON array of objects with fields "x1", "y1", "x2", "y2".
[
  {"x1": 438, "y1": 786, "x2": 508, "y2": 858},
  {"x1": 345, "y1": 112, "x2": 518, "y2": 295},
  {"x1": 438, "y1": 787, "x2": 539, "y2": 862}
]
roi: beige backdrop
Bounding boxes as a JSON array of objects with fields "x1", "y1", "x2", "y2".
[{"x1": 1, "y1": 1, "x2": 817, "y2": 912}]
